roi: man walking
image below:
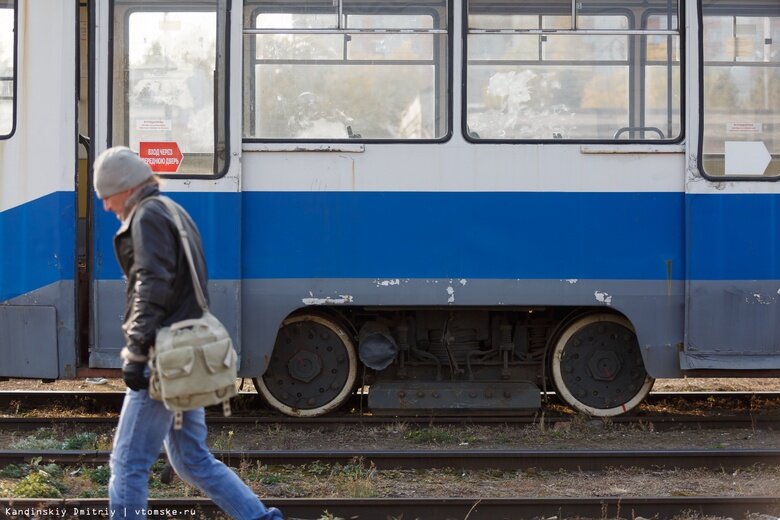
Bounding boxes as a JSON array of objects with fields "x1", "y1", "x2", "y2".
[{"x1": 94, "y1": 146, "x2": 283, "y2": 520}]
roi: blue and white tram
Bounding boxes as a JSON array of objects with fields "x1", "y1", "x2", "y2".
[{"x1": 0, "y1": 0, "x2": 778, "y2": 417}]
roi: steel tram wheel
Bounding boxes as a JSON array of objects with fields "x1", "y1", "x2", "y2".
[
  {"x1": 253, "y1": 314, "x2": 358, "y2": 417},
  {"x1": 550, "y1": 313, "x2": 654, "y2": 416}
]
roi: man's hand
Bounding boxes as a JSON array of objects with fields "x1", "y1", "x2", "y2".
[{"x1": 122, "y1": 361, "x2": 149, "y2": 390}]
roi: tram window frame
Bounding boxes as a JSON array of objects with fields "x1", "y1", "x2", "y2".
[
  {"x1": 108, "y1": 0, "x2": 230, "y2": 179},
  {"x1": 463, "y1": 0, "x2": 684, "y2": 144},
  {"x1": 242, "y1": 0, "x2": 452, "y2": 143},
  {"x1": 0, "y1": 0, "x2": 17, "y2": 140},
  {"x1": 698, "y1": 0, "x2": 780, "y2": 181}
]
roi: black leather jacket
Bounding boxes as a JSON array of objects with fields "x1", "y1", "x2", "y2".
[{"x1": 114, "y1": 183, "x2": 208, "y2": 358}]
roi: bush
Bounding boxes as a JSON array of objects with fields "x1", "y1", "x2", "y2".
[
  {"x1": 41, "y1": 464, "x2": 63, "y2": 478},
  {"x1": 62, "y1": 432, "x2": 98, "y2": 450},
  {"x1": 0, "y1": 465, "x2": 25, "y2": 479},
  {"x1": 12, "y1": 472, "x2": 62, "y2": 498},
  {"x1": 89, "y1": 465, "x2": 111, "y2": 485}
]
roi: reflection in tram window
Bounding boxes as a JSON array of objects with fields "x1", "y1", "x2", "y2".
[
  {"x1": 111, "y1": 1, "x2": 228, "y2": 176},
  {"x1": 702, "y1": 0, "x2": 780, "y2": 177},
  {"x1": 242, "y1": 0, "x2": 449, "y2": 141},
  {"x1": 466, "y1": 0, "x2": 681, "y2": 141}
]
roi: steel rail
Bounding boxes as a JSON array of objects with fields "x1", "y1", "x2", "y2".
[
  {"x1": 2, "y1": 413, "x2": 779, "y2": 432},
  {"x1": 0, "y1": 390, "x2": 776, "y2": 413},
  {"x1": 0, "y1": 448, "x2": 777, "y2": 471},
  {"x1": 1, "y1": 496, "x2": 778, "y2": 519},
  {"x1": 1, "y1": 391, "x2": 778, "y2": 431}
]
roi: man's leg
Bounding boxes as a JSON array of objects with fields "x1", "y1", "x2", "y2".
[
  {"x1": 165, "y1": 408, "x2": 282, "y2": 520},
  {"x1": 109, "y1": 389, "x2": 174, "y2": 520}
]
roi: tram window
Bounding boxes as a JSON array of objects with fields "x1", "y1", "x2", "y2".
[
  {"x1": 243, "y1": 0, "x2": 449, "y2": 140},
  {"x1": 111, "y1": 1, "x2": 229, "y2": 176},
  {"x1": 701, "y1": 0, "x2": 779, "y2": 178},
  {"x1": 0, "y1": 0, "x2": 15, "y2": 138},
  {"x1": 466, "y1": 0, "x2": 681, "y2": 142}
]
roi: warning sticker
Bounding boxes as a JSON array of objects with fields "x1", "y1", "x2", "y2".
[
  {"x1": 727, "y1": 122, "x2": 762, "y2": 134},
  {"x1": 139, "y1": 142, "x2": 183, "y2": 173},
  {"x1": 136, "y1": 119, "x2": 173, "y2": 131}
]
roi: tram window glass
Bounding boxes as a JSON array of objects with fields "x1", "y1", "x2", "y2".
[
  {"x1": 111, "y1": 1, "x2": 229, "y2": 176},
  {"x1": 243, "y1": 0, "x2": 449, "y2": 140},
  {"x1": 701, "y1": 0, "x2": 779, "y2": 177},
  {"x1": 0, "y1": 0, "x2": 14, "y2": 138},
  {"x1": 645, "y1": 14, "x2": 681, "y2": 141},
  {"x1": 466, "y1": 0, "x2": 681, "y2": 141}
]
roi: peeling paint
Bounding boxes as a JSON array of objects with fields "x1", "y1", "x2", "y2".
[
  {"x1": 750, "y1": 293, "x2": 773, "y2": 305},
  {"x1": 564, "y1": 279, "x2": 578, "y2": 284},
  {"x1": 459, "y1": 279, "x2": 467, "y2": 286},
  {"x1": 446, "y1": 286, "x2": 455, "y2": 303},
  {"x1": 594, "y1": 291, "x2": 613, "y2": 305},
  {"x1": 302, "y1": 294, "x2": 354, "y2": 305},
  {"x1": 375, "y1": 279, "x2": 400, "y2": 287}
]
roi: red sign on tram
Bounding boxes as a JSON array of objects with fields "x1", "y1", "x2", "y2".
[{"x1": 139, "y1": 142, "x2": 183, "y2": 173}]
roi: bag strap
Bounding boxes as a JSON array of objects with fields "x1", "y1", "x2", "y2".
[{"x1": 156, "y1": 196, "x2": 209, "y2": 313}]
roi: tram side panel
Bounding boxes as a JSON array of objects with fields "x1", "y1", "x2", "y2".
[
  {"x1": 239, "y1": 144, "x2": 688, "y2": 413},
  {"x1": 0, "y1": 0, "x2": 77, "y2": 379}
]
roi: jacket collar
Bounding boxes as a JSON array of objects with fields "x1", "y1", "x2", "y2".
[{"x1": 116, "y1": 183, "x2": 161, "y2": 235}]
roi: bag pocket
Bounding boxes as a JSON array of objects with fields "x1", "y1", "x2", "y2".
[
  {"x1": 157, "y1": 346, "x2": 195, "y2": 379},
  {"x1": 201, "y1": 338, "x2": 235, "y2": 374}
]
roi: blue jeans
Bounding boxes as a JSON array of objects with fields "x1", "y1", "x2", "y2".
[{"x1": 109, "y1": 388, "x2": 283, "y2": 520}]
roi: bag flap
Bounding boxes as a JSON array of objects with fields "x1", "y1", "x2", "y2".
[
  {"x1": 156, "y1": 346, "x2": 195, "y2": 378},
  {"x1": 201, "y1": 338, "x2": 235, "y2": 374}
]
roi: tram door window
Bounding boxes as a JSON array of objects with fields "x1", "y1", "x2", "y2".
[
  {"x1": 242, "y1": 0, "x2": 449, "y2": 140},
  {"x1": 0, "y1": 0, "x2": 14, "y2": 138},
  {"x1": 110, "y1": 0, "x2": 229, "y2": 175},
  {"x1": 701, "y1": 0, "x2": 779, "y2": 177},
  {"x1": 466, "y1": 0, "x2": 681, "y2": 141}
]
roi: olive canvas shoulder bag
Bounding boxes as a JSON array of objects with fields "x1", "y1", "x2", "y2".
[{"x1": 148, "y1": 196, "x2": 238, "y2": 428}]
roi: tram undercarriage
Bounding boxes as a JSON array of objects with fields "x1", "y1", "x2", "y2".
[{"x1": 254, "y1": 308, "x2": 654, "y2": 417}]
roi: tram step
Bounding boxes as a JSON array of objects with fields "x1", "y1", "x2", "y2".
[{"x1": 368, "y1": 381, "x2": 541, "y2": 412}]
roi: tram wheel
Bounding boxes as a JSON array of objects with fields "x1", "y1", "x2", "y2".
[
  {"x1": 550, "y1": 313, "x2": 654, "y2": 417},
  {"x1": 253, "y1": 314, "x2": 358, "y2": 417}
]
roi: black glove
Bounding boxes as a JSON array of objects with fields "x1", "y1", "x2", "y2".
[{"x1": 122, "y1": 361, "x2": 149, "y2": 391}]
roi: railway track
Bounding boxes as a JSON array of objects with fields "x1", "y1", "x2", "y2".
[
  {"x1": 2, "y1": 496, "x2": 779, "y2": 519},
  {"x1": 1, "y1": 391, "x2": 778, "y2": 430},
  {"x1": 0, "y1": 448, "x2": 777, "y2": 471},
  {"x1": 0, "y1": 391, "x2": 780, "y2": 423},
  {"x1": 3, "y1": 390, "x2": 778, "y2": 411},
  {"x1": 1, "y1": 412, "x2": 777, "y2": 431},
  {"x1": 2, "y1": 392, "x2": 778, "y2": 519}
]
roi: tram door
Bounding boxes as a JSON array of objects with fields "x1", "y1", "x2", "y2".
[
  {"x1": 682, "y1": 0, "x2": 780, "y2": 370},
  {"x1": 0, "y1": 1, "x2": 78, "y2": 378},
  {"x1": 88, "y1": 0, "x2": 239, "y2": 368}
]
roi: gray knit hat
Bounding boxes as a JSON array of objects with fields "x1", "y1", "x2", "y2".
[{"x1": 93, "y1": 146, "x2": 153, "y2": 199}]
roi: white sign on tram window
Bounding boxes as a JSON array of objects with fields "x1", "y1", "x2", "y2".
[
  {"x1": 727, "y1": 122, "x2": 762, "y2": 134},
  {"x1": 724, "y1": 141, "x2": 772, "y2": 176},
  {"x1": 136, "y1": 119, "x2": 173, "y2": 131}
]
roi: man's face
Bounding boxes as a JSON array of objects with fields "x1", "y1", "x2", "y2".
[{"x1": 102, "y1": 189, "x2": 133, "y2": 221}]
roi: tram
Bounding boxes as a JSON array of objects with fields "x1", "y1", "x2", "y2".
[{"x1": 1, "y1": 0, "x2": 778, "y2": 417}]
